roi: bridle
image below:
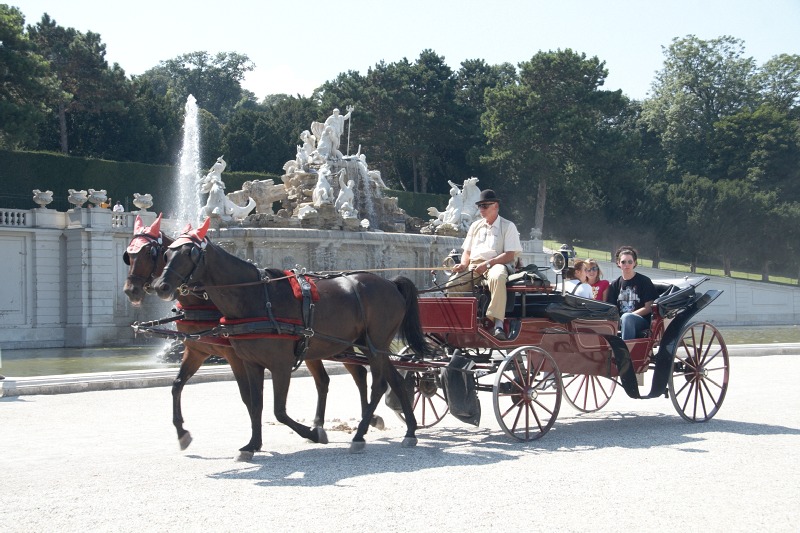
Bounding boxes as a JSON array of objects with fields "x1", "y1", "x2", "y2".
[
  {"x1": 161, "y1": 237, "x2": 210, "y2": 297},
  {"x1": 124, "y1": 233, "x2": 163, "y2": 295}
]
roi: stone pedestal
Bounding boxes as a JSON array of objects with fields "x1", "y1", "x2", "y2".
[{"x1": 31, "y1": 208, "x2": 65, "y2": 229}]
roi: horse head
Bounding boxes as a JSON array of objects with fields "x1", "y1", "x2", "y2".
[
  {"x1": 153, "y1": 217, "x2": 211, "y2": 301},
  {"x1": 122, "y1": 213, "x2": 167, "y2": 304}
]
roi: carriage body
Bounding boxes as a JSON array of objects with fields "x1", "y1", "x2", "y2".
[{"x1": 401, "y1": 275, "x2": 729, "y2": 441}]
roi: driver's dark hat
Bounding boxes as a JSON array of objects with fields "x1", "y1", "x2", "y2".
[{"x1": 476, "y1": 189, "x2": 500, "y2": 205}]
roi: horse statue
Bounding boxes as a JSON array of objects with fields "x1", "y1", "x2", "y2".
[
  {"x1": 123, "y1": 214, "x2": 382, "y2": 452},
  {"x1": 152, "y1": 217, "x2": 428, "y2": 459},
  {"x1": 200, "y1": 156, "x2": 256, "y2": 221}
]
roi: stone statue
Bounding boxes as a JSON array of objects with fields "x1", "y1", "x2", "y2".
[
  {"x1": 32, "y1": 189, "x2": 53, "y2": 208},
  {"x1": 310, "y1": 106, "x2": 354, "y2": 161},
  {"x1": 314, "y1": 125, "x2": 338, "y2": 160},
  {"x1": 67, "y1": 189, "x2": 88, "y2": 208},
  {"x1": 339, "y1": 202, "x2": 358, "y2": 219},
  {"x1": 428, "y1": 180, "x2": 465, "y2": 228},
  {"x1": 312, "y1": 165, "x2": 334, "y2": 207},
  {"x1": 323, "y1": 106, "x2": 353, "y2": 155},
  {"x1": 424, "y1": 176, "x2": 481, "y2": 234},
  {"x1": 296, "y1": 130, "x2": 316, "y2": 169},
  {"x1": 232, "y1": 179, "x2": 288, "y2": 215},
  {"x1": 200, "y1": 156, "x2": 256, "y2": 221},
  {"x1": 335, "y1": 169, "x2": 355, "y2": 213}
]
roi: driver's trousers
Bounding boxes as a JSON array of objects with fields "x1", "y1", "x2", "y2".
[{"x1": 446, "y1": 261, "x2": 510, "y2": 322}]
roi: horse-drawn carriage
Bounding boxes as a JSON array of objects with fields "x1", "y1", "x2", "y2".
[
  {"x1": 125, "y1": 216, "x2": 729, "y2": 458},
  {"x1": 382, "y1": 265, "x2": 729, "y2": 441}
]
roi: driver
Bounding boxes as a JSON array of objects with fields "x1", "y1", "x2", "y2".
[{"x1": 447, "y1": 189, "x2": 522, "y2": 340}]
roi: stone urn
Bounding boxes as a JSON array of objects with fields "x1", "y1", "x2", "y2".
[
  {"x1": 32, "y1": 189, "x2": 54, "y2": 208},
  {"x1": 87, "y1": 188, "x2": 108, "y2": 207},
  {"x1": 67, "y1": 189, "x2": 88, "y2": 208},
  {"x1": 133, "y1": 193, "x2": 153, "y2": 212}
]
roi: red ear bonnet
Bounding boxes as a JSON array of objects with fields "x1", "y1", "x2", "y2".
[
  {"x1": 169, "y1": 217, "x2": 211, "y2": 249},
  {"x1": 126, "y1": 213, "x2": 163, "y2": 253}
]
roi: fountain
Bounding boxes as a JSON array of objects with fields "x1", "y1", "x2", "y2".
[
  {"x1": 159, "y1": 101, "x2": 541, "y2": 288},
  {"x1": 174, "y1": 95, "x2": 202, "y2": 226}
]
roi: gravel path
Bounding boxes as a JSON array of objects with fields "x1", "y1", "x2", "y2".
[{"x1": 2, "y1": 353, "x2": 799, "y2": 532}]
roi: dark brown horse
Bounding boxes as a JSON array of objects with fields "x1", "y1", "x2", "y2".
[
  {"x1": 152, "y1": 217, "x2": 427, "y2": 459},
  {"x1": 123, "y1": 215, "x2": 382, "y2": 452}
]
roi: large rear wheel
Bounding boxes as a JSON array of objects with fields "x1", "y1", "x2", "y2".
[
  {"x1": 492, "y1": 346, "x2": 561, "y2": 441},
  {"x1": 668, "y1": 322, "x2": 729, "y2": 422},
  {"x1": 562, "y1": 373, "x2": 616, "y2": 413}
]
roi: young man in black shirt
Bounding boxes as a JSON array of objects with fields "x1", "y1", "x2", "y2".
[{"x1": 605, "y1": 246, "x2": 658, "y2": 340}]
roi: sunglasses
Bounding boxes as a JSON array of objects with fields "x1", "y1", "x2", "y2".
[
  {"x1": 587, "y1": 267, "x2": 599, "y2": 272},
  {"x1": 619, "y1": 260, "x2": 635, "y2": 265},
  {"x1": 477, "y1": 202, "x2": 496, "y2": 209}
]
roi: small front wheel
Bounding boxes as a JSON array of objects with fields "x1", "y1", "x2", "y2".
[
  {"x1": 390, "y1": 347, "x2": 449, "y2": 428},
  {"x1": 492, "y1": 346, "x2": 561, "y2": 441},
  {"x1": 668, "y1": 322, "x2": 730, "y2": 422},
  {"x1": 562, "y1": 374, "x2": 616, "y2": 413}
]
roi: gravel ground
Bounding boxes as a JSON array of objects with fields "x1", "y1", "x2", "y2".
[{"x1": 2, "y1": 353, "x2": 799, "y2": 532}]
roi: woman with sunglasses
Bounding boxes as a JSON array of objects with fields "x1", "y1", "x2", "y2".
[
  {"x1": 605, "y1": 246, "x2": 657, "y2": 340},
  {"x1": 584, "y1": 258, "x2": 609, "y2": 301}
]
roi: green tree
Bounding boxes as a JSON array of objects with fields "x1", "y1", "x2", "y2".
[
  {"x1": 28, "y1": 14, "x2": 132, "y2": 155},
  {"x1": 482, "y1": 49, "x2": 623, "y2": 234},
  {"x1": 0, "y1": 5, "x2": 57, "y2": 148},
  {"x1": 223, "y1": 107, "x2": 286, "y2": 172},
  {"x1": 139, "y1": 51, "x2": 255, "y2": 124},
  {"x1": 756, "y1": 53, "x2": 800, "y2": 111},
  {"x1": 641, "y1": 35, "x2": 759, "y2": 179}
]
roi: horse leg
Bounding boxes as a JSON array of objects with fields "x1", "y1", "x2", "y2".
[
  {"x1": 343, "y1": 363, "x2": 384, "y2": 430},
  {"x1": 237, "y1": 361, "x2": 265, "y2": 461},
  {"x1": 172, "y1": 344, "x2": 206, "y2": 450},
  {"x1": 350, "y1": 356, "x2": 417, "y2": 454},
  {"x1": 303, "y1": 359, "x2": 330, "y2": 430},
  {"x1": 349, "y1": 366, "x2": 388, "y2": 453},
  {"x1": 382, "y1": 362, "x2": 418, "y2": 447},
  {"x1": 270, "y1": 365, "x2": 327, "y2": 444},
  {"x1": 225, "y1": 350, "x2": 254, "y2": 422}
]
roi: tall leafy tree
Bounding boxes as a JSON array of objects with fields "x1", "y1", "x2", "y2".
[
  {"x1": 641, "y1": 35, "x2": 759, "y2": 179},
  {"x1": 139, "y1": 51, "x2": 256, "y2": 124},
  {"x1": 756, "y1": 53, "x2": 800, "y2": 111},
  {"x1": 28, "y1": 14, "x2": 131, "y2": 155},
  {"x1": 0, "y1": 5, "x2": 58, "y2": 148},
  {"x1": 482, "y1": 49, "x2": 623, "y2": 234}
]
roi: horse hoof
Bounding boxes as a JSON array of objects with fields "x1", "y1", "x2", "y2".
[
  {"x1": 315, "y1": 427, "x2": 329, "y2": 445},
  {"x1": 371, "y1": 415, "x2": 385, "y2": 431},
  {"x1": 236, "y1": 450, "x2": 254, "y2": 462},
  {"x1": 401, "y1": 437, "x2": 418, "y2": 448},
  {"x1": 349, "y1": 441, "x2": 366, "y2": 454},
  {"x1": 178, "y1": 432, "x2": 193, "y2": 451}
]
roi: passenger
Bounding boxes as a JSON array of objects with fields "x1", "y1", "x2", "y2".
[
  {"x1": 564, "y1": 260, "x2": 593, "y2": 298},
  {"x1": 605, "y1": 246, "x2": 658, "y2": 340},
  {"x1": 447, "y1": 189, "x2": 522, "y2": 340},
  {"x1": 584, "y1": 258, "x2": 610, "y2": 301}
]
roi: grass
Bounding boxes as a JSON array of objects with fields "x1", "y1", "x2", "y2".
[{"x1": 544, "y1": 240, "x2": 799, "y2": 286}]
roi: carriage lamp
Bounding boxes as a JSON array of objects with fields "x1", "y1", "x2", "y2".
[{"x1": 551, "y1": 251, "x2": 570, "y2": 275}]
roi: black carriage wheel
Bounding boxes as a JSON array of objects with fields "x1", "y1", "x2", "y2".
[
  {"x1": 562, "y1": 373, "x2": 616, "y2": 413},
  {"x1": 668, "y1": 322, "x2": 730, "y2": 422},
  {"x1": 391, "y1": 347, "x2": 449, "y2": 428},
  {"x1": 492, "y1": 346, "x2": 561, "y2": 441}
]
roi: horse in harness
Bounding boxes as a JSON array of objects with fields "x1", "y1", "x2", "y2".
[
  {"x1": 123, "y1": 214, "x2": 385, "y2": 454},
  {"x1": 150, "y1": 217, "x2": 429, "y2": 459}
]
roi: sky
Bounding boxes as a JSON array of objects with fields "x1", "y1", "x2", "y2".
[{"x1": 12, "y1": 0, "x2": 800, "y2": 101}]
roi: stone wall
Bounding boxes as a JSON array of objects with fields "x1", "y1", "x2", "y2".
[{"x1": 0, "y1": 207, "x2": 798, "y2": 350}]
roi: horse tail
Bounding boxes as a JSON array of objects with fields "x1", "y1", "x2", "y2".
[{"x1": 392, "y1": 276, "x2": 429, "y2": 357}]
